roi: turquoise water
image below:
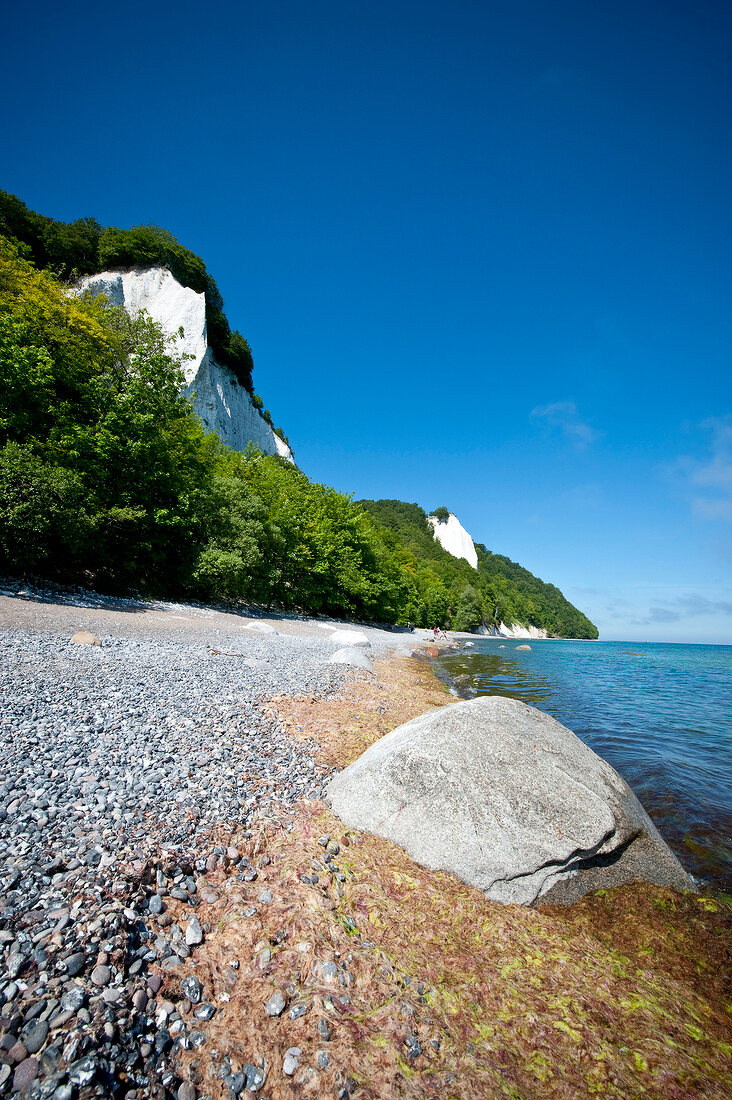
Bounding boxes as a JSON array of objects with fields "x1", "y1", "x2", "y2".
[{"x1": 435, "y1": 639, "x2": 732, "y2": 893}]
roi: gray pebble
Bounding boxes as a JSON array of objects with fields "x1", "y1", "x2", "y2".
[
  {"x1": 224, "y1": 1071, "x2": 245, "y2": 1095},
  {"x1": 181, "y1": 976, "x2": 202, "y2": 1004},
  {"x1": 243, "y1": 1064, "x2": 265, "y2": 1090},
  {"x1": 21, "y1": 1019, "x2": 48, "y2": 1054},
  {"x1": 63, "y1": 952, "x2": 86, "y2": 977},
  {"x1": 90, "y1": 963, "x2": 111, "y2": 987},
  {"x1": 264, "y1": 989, "x2": 287, "y2": 1017}
]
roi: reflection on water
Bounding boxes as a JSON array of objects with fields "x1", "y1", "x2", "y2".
[{"x1": 437, "y1": 640, "x2": 732, "y2": 893}]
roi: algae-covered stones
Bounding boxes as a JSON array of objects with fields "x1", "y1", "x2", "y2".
[
  {"x1": 71, "y1": 631, "x2": 101, "y2": 646},
  {"x1": 329, "y1": 648, "x2": 373, "y2": 671},
  {"x1": 327, "y1": 696, "x2": 693, "y2": 906},
  {"x1": 329, "y1": 629, "x2": 370, "y2": 648}
]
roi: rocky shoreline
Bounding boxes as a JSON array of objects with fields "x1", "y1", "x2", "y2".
[{"x1": 1, "y1": 585, "x2": 730, "y2": 1099}]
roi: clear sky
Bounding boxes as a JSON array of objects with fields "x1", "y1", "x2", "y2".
[{"x1": 3, "y1": 1, "x2": 731, "y2": 641}]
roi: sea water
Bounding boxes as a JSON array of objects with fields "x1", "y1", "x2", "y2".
[{"x1": 434, "y1": 639, "x2": 732, "y2": 893}]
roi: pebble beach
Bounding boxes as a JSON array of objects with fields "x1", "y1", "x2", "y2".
[{"x1": 0, "y1": 583, "x2": 411, "y2": 1099}]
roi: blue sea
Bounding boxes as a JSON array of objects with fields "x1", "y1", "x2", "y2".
[{"x1": 434, "y1": 639, "x2": 732, "y2": 894}]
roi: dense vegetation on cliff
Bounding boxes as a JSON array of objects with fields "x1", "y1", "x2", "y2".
[
  {"x1": 0, "y1": 190, "x2": 257, "y2": 395},
  {"x1": 0, "y1": 221, "x2": 597, "y2": 636},
  {"x1": 359, "y1": 500, "x2": 598, "y2": 637}
]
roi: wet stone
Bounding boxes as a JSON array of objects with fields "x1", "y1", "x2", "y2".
[
  {"x1": 181, "y1": 976, "x2": 202, "y2": 1004},
  {"x1": 224, "y1": 1071, "x2": 245, "y2": 1095},
  {"x1": 243, "y1": 1064, "x2": 265, "y2": 1091},
  {"x1": 193, "y1": 1003, "x2": 216, "y2": 1021},
  {"x1": 405, "y1": 1033, "x2": 423, "y2": 1059}
]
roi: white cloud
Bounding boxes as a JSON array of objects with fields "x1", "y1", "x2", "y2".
[
  {"x1": 680, "y1": 416, "x2": 732, "y2": 522},
  {"x1": 530, "y1": 401, "x2": 600, "y2": 447},
  {"x1": 633, "y1": 593, "x2": 732, "y2": 625}
]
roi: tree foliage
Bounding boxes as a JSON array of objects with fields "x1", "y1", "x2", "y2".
[{"x1": 359, "y1": 499, "x2": 598, "y2": 637}]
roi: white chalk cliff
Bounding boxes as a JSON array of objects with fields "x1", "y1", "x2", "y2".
[
  {"x1": 76, "y1": 267, "x2": 293, "y2": 462},
  {"x1": 428, "y1": 512, "x2": 478, "y2": 569},
  {"x1": 478, "y1": 622, "x2": 549, "y2": 640}
]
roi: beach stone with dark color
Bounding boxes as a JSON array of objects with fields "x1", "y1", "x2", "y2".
[
  {"x1": 12, "y1": 1058, "x2": 39, "y2": 1092},
  {"x1": 327, "y1": 696, "x2": 694, "y2": 905},
  {"x1": 21, "y1": 1020, "x2": 48, "y2": 1055}
]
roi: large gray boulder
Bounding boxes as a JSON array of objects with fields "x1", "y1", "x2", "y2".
[
  {"x1": 329, "y1": 647, "x2": 374, "y2": 671},
  {"x1": 326, "y1": 697, "x2": 692, "y2": 905}
]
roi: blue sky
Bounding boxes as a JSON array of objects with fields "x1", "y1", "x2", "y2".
[{"x1": 3, "y1": 1, "x2": 731, "y2": 641}]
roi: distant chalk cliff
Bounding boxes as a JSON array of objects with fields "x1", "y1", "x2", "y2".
[
  {"x1": 77, "y1": 267, "x2": 293, "y2": 462},
  {"x1": 428, "y1": 512, "x2": 479, "y2": 569}
]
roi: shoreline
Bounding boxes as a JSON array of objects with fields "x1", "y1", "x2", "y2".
[{"x1": 1, "y1": 588, "x2": 730, "y2": 1099}]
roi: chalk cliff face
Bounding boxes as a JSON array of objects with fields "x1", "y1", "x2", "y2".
[
  {"x1": 427, "y1": 513, "x2": 478, "y2": 569},
  {"x1": 76, "y1": 267, "x2": 293, "y2": 462},
  {"x1": 478, "y1": 622, "x2": 550, "y2": 640}
]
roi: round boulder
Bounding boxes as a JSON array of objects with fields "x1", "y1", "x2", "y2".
[
  {"x1": 329, "y1": 647, "x2": 374, "y2": 671},
  {"x1": 244, "y1": 622, "x2": 279, "y2": 635},
  {"x1": 326, "y1": 696, "x2": 692, "y2": 906}
]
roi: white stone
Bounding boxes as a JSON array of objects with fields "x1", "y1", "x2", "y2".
[
  {"x1": 76, "y1": 267, "x2": 293, "y2": 462},
  {"x1": 244, "y1": 622, "x2": 279, "y2": 635},
  {"x1": 329, "y1": 630, "x2": 370, "y2": 648},
  {"x1": 428, "y1": 513, "x2": 478, "y2": 569},
  {"x1": 329, "y1": 647, "x2": 374, "y2": 670}
]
